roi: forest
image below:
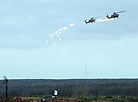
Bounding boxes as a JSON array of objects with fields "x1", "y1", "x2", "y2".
[{"x1": 0, "y1": 79, "x2": 138, "y2": 97}]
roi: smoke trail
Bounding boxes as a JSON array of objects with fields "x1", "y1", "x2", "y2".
[
  {"x1": 96, "y1": 18, "x2": 114, "y2": 22},
  {"x1": 62, "y1": 27, "x2": 69, "y2": 30},
  {"x1": 69, "y1": 24, "x2": 75, "y2": 27},
  {"x1": 53, "y1": 42, "x2": 56, "y2": 47},
  {"x1": 46, "y1": 40, "x2": 48, "y2": 44},
  {"x1": 59, "y1": 38, "x2": 62, "y2": 40},
  {"x1": 46, "y1": 23, "x2": 75, "y2": 46}
]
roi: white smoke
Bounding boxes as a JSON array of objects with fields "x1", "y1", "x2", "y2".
[
  {"x1": 69, "y1": 24, "x2": 75, "y2": 27},
  {"x1": 46, "y1": 40, "x2": 48, "y2": 44},
  {"x1": 59, "y1": 38, "x2": 62, "y2": 40},
  {"x1": 58, "y1": 29, "x2": 63, "y2": 31},
  {"x1": 96, "y1": 18, "x2": 114, "y2": 22},
  {"x1": 62, "y1": 27, "x2": 69, "y2": 30},
  {"x1": 53, "y1": 42, "x2": 56, "y2": 47},
  {"x1": 46, "y1": 23, "x2": 75, "y2": 47}
]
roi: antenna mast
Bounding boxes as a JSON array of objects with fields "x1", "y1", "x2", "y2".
[
  {"x1": 85, "y1": 64, "x2": 88, "y2": 101},
  {"x1": 85, "y1": 64, "x2": 87, "y2": 79}
]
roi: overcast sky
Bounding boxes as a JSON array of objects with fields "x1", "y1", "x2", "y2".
[{"x1": 0, "y1": 0, "x2": 138, "y2": 79}]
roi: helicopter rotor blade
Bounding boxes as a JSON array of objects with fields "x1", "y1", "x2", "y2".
[
  {"x1": 94, "y1": 16, "x2": 102, "y2": 18},
  {"x1": 116, "y1": 11, "x2": 126, "y2": 13}
]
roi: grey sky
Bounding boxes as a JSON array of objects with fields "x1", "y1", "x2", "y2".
[{"x1": 0, "y1": 0, "x2": 138, "y2": 79}]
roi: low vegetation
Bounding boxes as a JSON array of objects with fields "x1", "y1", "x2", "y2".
[{"x1": 0, "y1": 79, "x2": 138, "y2": 102}]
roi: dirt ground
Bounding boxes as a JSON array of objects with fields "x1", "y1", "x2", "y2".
[
  {"x1": 0, "y1": 97, "x2": 41, "y2": 102},
  {"x1": 50, "y1": 98, "x2": 112, "y2": 102},
  {"x1": 0, "y1": 97, "x2": 112, "y2": 102}
]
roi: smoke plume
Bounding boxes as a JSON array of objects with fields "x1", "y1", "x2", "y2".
[
  {"x1": 46, "y1": 23, "x2": 75, "y2": 47},
  {"x1": 96, "y1": 18, "x2": 114, "y2": 22}
]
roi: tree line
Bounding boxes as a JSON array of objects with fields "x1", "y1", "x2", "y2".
[{"x1": 0, "y1": 79, "x2": 138, "y2": 97}]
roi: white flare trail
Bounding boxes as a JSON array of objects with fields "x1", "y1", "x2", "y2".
[
  {"x1": 53, "y1": 42, "x2": 56, "y2": 47},
  {"x1": 96, "y1": 18, "x2": 114, "y2": 22},
  {"x1": 69, "y1": 24, "x2": 75, "y2": 27},
  {"x1": 46, "y1": 23, "x2": 75, "y2": 46}
]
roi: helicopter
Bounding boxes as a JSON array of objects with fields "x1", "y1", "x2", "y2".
[
  {"x1": 106, "y1": 11, "x2": 126, "y2": 19},
  {"x1": 84, "y1": 17, "x2": 99, "y2": 24}
]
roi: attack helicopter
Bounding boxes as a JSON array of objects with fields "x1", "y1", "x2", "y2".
[
  {"x1": 106, "y1": 11, "x2": 126, "y2": 19},
  {"x1": 84, "y1": 17, "x2": 99, "y2": 24}
]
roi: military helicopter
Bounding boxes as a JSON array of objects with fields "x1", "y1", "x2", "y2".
[
  {"x1": 106, "y1": 11, "x2": 126, "y2": 19},
  {"x1": 84, "y1": 17, "x2": 99, "y2": 24}
]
